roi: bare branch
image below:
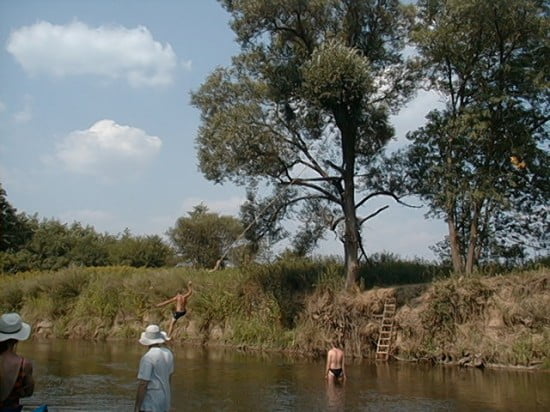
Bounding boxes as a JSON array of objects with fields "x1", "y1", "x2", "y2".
[
  {"x1": 359, "y1": 205, "x2": 389, "y2": 225},
  {"x1": 356, "y1": 191, "x2": 421, "y2": 210}
]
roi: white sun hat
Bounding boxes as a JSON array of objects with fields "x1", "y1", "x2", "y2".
[
  {"x1": 0, "y1": 313, "x2": 31, "y2": 342},
  {"x1": 139, "y1": 324, "x2": 169, "y2": 346}
]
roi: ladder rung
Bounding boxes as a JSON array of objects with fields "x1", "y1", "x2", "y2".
[{"x1": 377, "y1": 300, "x2": 396, "y2": 362}]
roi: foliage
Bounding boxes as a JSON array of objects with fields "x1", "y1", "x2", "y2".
[
  {"x1": 397, "y1": 0, "x2": 549, "y2": 273},
  {"x1": 245, "y1": 257, "x2": 337, "y2": 328},
  {"x1": 192, "y1": 0, "x2": 419, "y2": 288},
  {"x1": 168, "y1": 204, "x2": 246, "y2": 268},
  {"x1": 0, "y1": 183, "x2": 33, "y2": 252},
  {"x1": 360, "y1": 252, "x2": 450, "y2": 287},
  {"x1": 0, "y1": 262, "x2": 548, "y2": 367},
  {"x1": 109, "y1": 229, "x2": 173, "y2": 268},
  {"x1": 0, "y1": 185, "x2": 173, "y2": 273},
  {"x1": 420, "y1": 275, "x2": 495, "y2": 339}
]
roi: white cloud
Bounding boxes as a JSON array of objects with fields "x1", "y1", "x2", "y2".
[
  {"x1": 6, "y1": 20, "x2": 178, "y2": 87},
  {"x1": 13, "y1": 95, "x2": 33, "y2": 123},
  {"x1": 53, "y1": 119, "x2": 162, "y2": 179},
  {"x1": 181, "y1": 60, "x2": 192, "y2": 71}
]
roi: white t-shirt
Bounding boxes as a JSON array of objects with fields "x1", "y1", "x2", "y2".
[{"x1": 137, "y1": 346, "x2": 174, "y2": 412}]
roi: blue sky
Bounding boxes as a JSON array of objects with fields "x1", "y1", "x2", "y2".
[{"x1": 0, "y1": 0, "x2": 447, "y2": 260}]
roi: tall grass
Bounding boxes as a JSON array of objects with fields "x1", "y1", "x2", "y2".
[{"x1": 0, "y1": 260, "x2": 547, "y2": 368}]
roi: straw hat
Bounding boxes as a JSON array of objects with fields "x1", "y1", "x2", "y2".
[
  {"x1": 0, "y1": 313, "x2": 31, "y2": 342},
  {"x1": 139, "y1": 324, "x2": 169, "y2": 346}
]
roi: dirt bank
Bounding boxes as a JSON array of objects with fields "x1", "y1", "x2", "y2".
[
  {"x1": 294, "y1": 268, "x2": 549, "y2": 369},
  {"x1": 3, "y1": 265, "x2": 548, "y2": 370}
]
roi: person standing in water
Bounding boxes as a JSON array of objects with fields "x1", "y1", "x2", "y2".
[
  {"x1": 0, "y1": 313, "x2": 35, "y2": 412},
  {"x1": 325, "y1": 346, "x2": 346, "y2": 382},
  {"x1": 155, "y1": 281, "x2": 193, "y2": 338},
  {"x1": 134, "y1": 324, "x2": 174, "y2": 412}
]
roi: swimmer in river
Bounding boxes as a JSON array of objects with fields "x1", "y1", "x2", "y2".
[{"x1": 325, "y1": 346, "x2": 346, "y2": 382}]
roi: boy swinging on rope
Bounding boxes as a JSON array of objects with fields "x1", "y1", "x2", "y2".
[{"x1": 155, "y1": 281, "x2": 193, "y2": 338}]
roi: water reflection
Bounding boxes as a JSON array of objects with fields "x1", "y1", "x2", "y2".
[
  {"x1": 326, "y1": 380, "x2": 345, "y2": 411},
  {"x1": 16, "y1": 340, "x2": 550, "y2": 411}
]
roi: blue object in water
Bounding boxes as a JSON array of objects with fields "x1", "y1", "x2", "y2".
[{"x1": 32, "y1": 406, "x2": 48, "y2": 412}]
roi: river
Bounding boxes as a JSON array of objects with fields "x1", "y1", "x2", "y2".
[{"x1": 18, "y1": 339, "x2": 549, "y2": 411}]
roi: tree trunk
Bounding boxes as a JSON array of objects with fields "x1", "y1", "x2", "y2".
[
  {"x1": 447, "y1": 211, "x2": 464, "y2": 273},
  {"x1": 343, "y1": 196, "x2": 360, "y2": 290},
  {"x1": 465, "y1": 202, "x2": 482, "y2": 274},
  {"x1": 338, "y1": 112, "x2": 360, "y2": 290}
]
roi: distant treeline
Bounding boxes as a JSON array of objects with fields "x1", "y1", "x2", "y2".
[
  {"x1": 0, "y1": 184, "x2": 173, "y2": 273},
  {"x1": 0, "y1": 217, "x2": 173, "y2": 273}
]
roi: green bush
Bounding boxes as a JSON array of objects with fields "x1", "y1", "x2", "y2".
[{"x1": 360, "y1": 252, "x2": 450, "y2": 287}]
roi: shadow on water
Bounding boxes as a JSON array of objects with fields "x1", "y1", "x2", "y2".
[{"x1": 18, "y1": 340, "x2": 550, "y2": 411}]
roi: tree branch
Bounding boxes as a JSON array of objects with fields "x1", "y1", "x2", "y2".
[
  {"x1": 355, "y1": 191, "x2": 420, "y2": 210},
  {"x1": 359, "y1": 205, "x2": 389, "y2": 225}
]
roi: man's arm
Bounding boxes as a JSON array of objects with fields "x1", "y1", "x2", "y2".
[
  {"x1": 183, "y1": 281, "x2": 193, "y2": 298},
  {"x1": 156, "y1": 296, "x2": 176, "y2": 307},
  {"x1": 134, "y1": 379, "x2": 148, "y2": 412}
]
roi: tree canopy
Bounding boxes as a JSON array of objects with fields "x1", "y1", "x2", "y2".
[
  {"x1": 192, "y1": 0, "x2": 418, "y2": 288},
  {"x1": 399, "y1": 0, "x2": 549, "y2": 272},
  {"x1": 168, "y1": 204, "x2": 246, "y2": 268},
  {"x1": 1, "y1": 185, "x2": 174, "y2": 273}
]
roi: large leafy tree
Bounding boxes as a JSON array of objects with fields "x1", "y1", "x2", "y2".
[
  {"x1": 401, "y1": 0, "x2": 549, "y2": 272},
  {"x1": 168, "y1": 204, "x2": 245, "y2": 268},
  {"x1": 192, "y1": 0, "x2": 417, "y2": 288}
]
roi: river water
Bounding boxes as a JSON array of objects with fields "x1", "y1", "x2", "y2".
[{"x1": 18, "y1": 339, "x2": 549, "y2": 411}]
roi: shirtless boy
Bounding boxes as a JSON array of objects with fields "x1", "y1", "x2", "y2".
[
  {"x1": 325, "y1": 346, "x2": 346, "y2": 382},
  {"x1": 156, "y1": 281, "x2": 193, "y2": 338}
]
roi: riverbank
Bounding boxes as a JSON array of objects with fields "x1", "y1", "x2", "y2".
[{"x1": 1, "y1": 262, "x2": 548, "y2": 370}]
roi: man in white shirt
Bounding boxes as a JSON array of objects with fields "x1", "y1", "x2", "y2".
[{"x1": 134, "y1": 324, "x2": 174, "y2": 412}]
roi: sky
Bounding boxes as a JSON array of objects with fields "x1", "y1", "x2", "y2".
[{"x1": 0, "y1": 0, "x2": 447, "y2": 261}]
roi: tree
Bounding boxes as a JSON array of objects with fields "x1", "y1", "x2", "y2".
[
  {"x1": 191, "y1": 0, "x2": 417, "y2": 288},
  {"x1": 168, "y1": 204, "x2": 245, "y2": 268},
  {"x1": 401, "y1": 0, "x2": 549, "y2": 273},
  {"x1": 109, "y1": 229, "x2": 173, "y2": 268},
  {"x1": 0, "y1": 183, "x2": 33, "y2": 252}
]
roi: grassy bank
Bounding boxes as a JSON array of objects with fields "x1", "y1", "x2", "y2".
[{"x1": 1, "y1": 260, "x2": 548, "y2": 369}]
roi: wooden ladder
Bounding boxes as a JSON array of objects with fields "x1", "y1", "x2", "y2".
[{"x1": 375, "y1": 298, "x2": 396, "y2": 361}]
